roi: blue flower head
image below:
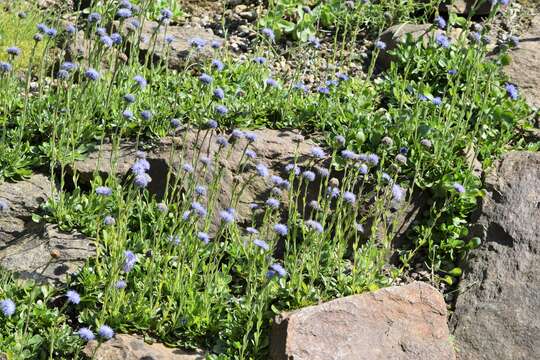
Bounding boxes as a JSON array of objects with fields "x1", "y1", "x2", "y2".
[
  {"x1": 0, "y1": 299, "x2": 15, "y2": 317},
  {"x1": 261, "y1": 28, "x2": 275, "y2": 42},
  {"x1": 504, "y1": 83, "x2": 518, "y2": 100},
  {"x1": 98, "y1": 325, "x2": 114, "y2": 339},
  {"x1": 273, "y1": 223, "x2": 288, "y2": 236},
  {"x1": 66, "y1": 290, "x2": 81, "y2": 304},
  {"x1": 77, "y1": 328, "x2": 95, "y2": 341},
  {"x1": 84, "y1": 68, "x2": 100, "y2": 81}
]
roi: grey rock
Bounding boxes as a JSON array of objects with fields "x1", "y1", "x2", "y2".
[
  {"x1": 0, "y1": 174, "x2": 95, "y2": 284},
  {"x1": 502, "y1": 15, "x2": 540, "y2": 109},
  {"x1": 270, "y1": 281, "x2": 455, "y2": 360},
  {"x1": 442, "y1": 0, "x2": 493, "y2": 16},
  {"x1": 451, "y1": 151, "x2": 540, "y2": 360},
  {"x1": 120, "y1": 19, "x2": 222, "y2": 69},
  {"x1": 84, "y1": 334, "x2": 205, "y2": 360}
]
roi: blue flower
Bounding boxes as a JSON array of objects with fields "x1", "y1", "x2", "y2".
[
  {"x1": 123, "y1": 110, "x2": 134, "y2": 119},
  {"x1": 213, "y1": 87, "x2": 225, "y2": 100},
  {"x1": 246, "y1": 149, "x2": 256, "y2": 158},
  {"x1": 453, "y1": 182, "x2": 465, "y2": 194},
  {"x1": 245, "y1": 132, "x2": 257, "y2": 142},
  {"x1": 57, "y1": 69, "x2": 69, "y2": 79},
  {"x1": 302, "y1": 170, "x2": 316, "y2": 182},
  {"x1": 37, "y1": 23, "x2": 48, "y2": 33},
  {"x1": 141, "y1": 110, "x2": 152, "y2": 120},
  {"x1": 211, "y1": 40, "x2": 222, "y2": 48},
  {"x1": 66, "y1": 290, "x2": 81, "y2": 304},
  {"x1": 273, "y1": 223, "x2": 288, "y2": 236},
  {"x1": 247, "y1": 227, "x2": 259, "y2": 235},
  {"x1": 61, "y1": 62, "x2": 77, "y2": 71},
  {"x1": 123, "y1": 251, "x2": 137, "y2": 273},
  {"x1": 327, "y1": 186, "x2": 340, "y2": 198},
  {"x1": 133, "y1": 75, "x2": 147, "y2": 89},
  {"x1": 504, "y1": 83, "x2": 518, "y2": 100},
  {"x1": 191, "y1": 202, "x2": 207, "y2": 217},
  {"x1": 261, "y1": 28, "x2": 275, "y2": 42},
  {"x1": 285, "y1": 163, "x2": 301, "y2": 175},
  {"x1": 195, "y1": 185, "x2": 206, "y2": 196},
  {"x1": 104, "y1": 215, "x2": 116, "y2": 226},
  {"x1": 0, "y1": 199, "x2": 8, "y2": 212},
  {"x1": 111, "y1": 33, "x2": 123, "y2": 45},
  {"x1": 219, "y1": 210, "x2": 235, "y2": 224},
  {"x1": 77, "y1": 328, "x2": 95, "y2": 341},
  {"x1": 256, "y1": 163, "x2": 269, "y2": 177},
  {"x1": 45, "y1": 27, "x2": 57, "y2": 37},
  {"x1": 343, "y1": 191, "x2": 356, "y2": 204},
  {"x1": 341, "y1": 150, "x2": 357, "y2": 160},
  {"x1": 294, "y1": 82, "x2": 308, "y2": 92},
  {"x1": 6, "y1": 47, "x2": 20, "y2": 56},
  {"x1": 134, "y1": 173, "x2": 151, "y2": 188},
  {"x1": 215, "y1": 105, "x2": 228, "y2": 115},
  {"x1": 434, "y1": 16, "x2": 446, "y2": 29},
  {"x1": 182, "y1": 210, "x2": 191, "y2": 220},
  {"x1": 336, "y1": 72, "x2": 349, "y2": 81},
  {"x1": 182, "y1": 163, "x2": 193, "y2": 173},
  {"x1": 190, "y1": 37, "x2": 207, "y2": 49},
  {"x1": 100, "y1": 35, "x2": 113, "y2": 48},
  {"x1": 115, "y1": 280, "x2": 127, "y2": 289},
  {"x1": 216, "y1": 136, "x2": 229, "y2": 147},
  {"x1": 98, "y1": 325, "x2": 114, "y2": 339},
  {"x1": 448, "y1": 69, "x2": 457, "y2": 75},
  {"x1": 305, "y1": 220, "x2": 323, "y2": 233},
  {"x1": 317, "y1": 86, "x2": 330, "y2": 95},
  {"x1": 123, "y1": 93, "x2": 136, "y2": 103},
  {"x1": 117, "y1": 8, "x2": 132, "y2": 18},
  {"x1": 253, "y1": 56, "x2": 266, "y2": 64},
  {"x1": 266, "y1": 198, "x2": 280, "y2": 209},
  {"x1": 265, "y1": 78, "x2": 278, "y2": 87},
  {"x1": 253, "y1": 239, "x2": 269, "y2": 250},
  {"x1": 33, "y1": 33, "x2": 43, "y2": 42},
  {"x1": 198, "y1": 232, "x2": 210, "y2": 244},
  {"x1": 0, "y1": 299, "x2": 15, "y2": 317},
  {"x1": 156, "y1": 203, "x2": 168, "y2": 213},
  {"x1": 392, "y1": 184, "x2": 405, "y2": 202},
  {"x1": 131, "y1": 158, "x2": 150, "y2": 174},
  {"x1": 309, "y1": 200, "x2": 321, "y2": 210},
  {"x1": 432, "y1": 97, "x2": 442, "y2": 106},
  {"x1": 375, "y1": 40, "x2": 386, "y2": 50},
  {"x1": 436, "y1": 34, "x2": 451, "y2": 48},
  {"x1": 211, "y1": 59, "x2": 224, "y2": 71},
  {"x1": 231, "y1": 129, "x2": 244, "y2": 139},
  {"x1": 65, "y1": 24, "x2": 77, "y2": 34},
  {"x1": 160, "y1": 8, "x2": 173, "y2": 20},
  {"x1": 316, "y1": 167, "x2": 330, "y2": 178},
  {"x1": 308, "y1": 35, "x2": 321, "y2": 48},
  {"x1": 199, "y1": 73, "x2": 213, "y2": 85},
  {"x1": 310, "y1": 147, "x2": 326, "y2": 159},
  {"x1": 165, "y1": 34, "x2": 175, "y2": 44},
  {"x1": 207, "y1": 119, "x2": 218, "y2": 129},
  {"x1": 358, "y1": 163, "x2": 368, "y2": 175},
  {"x1": 270, "y1": 263, "x2": 287, "y2": 277},
  {"x1": 96, "y1": 186, "x2": 112, "y2": 196},
  {"x1": 88, "y1": 12, "x2": 102, "y2": 23},
  {"x1": 84, "y1": 68, "x2": 100, "y2": 81},
  {"x1": 367, "y1": 153, "x2": 379, "y2": 166}
]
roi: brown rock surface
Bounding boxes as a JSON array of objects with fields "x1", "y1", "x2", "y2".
[
  {"x1": 84, "y1": 334, "x2": 205, "y2": 360},
  {"x1": 270, "y1": 281, "x2": 455, "y2": 360}
]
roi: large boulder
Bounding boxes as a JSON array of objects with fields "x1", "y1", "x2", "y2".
[
  {"x1": 83, "y1": 334, "x2": 205, "y2": 360},
  {"x1": 69, "y1": 129, "x2": 318, "y2": 229},
  {"x1": 450, "y1": 152, "x2": 540, "y2": 359},
  {"x1": 270, "y1": 281, "x2": 455, "y2": 360},
  {"x1": 0, "y1": 174, "x2": 95, "y2": 284},
  {"x1": 502, "y1": 15, "x2": 540, "y2": 109},
  {"x1": 120, "y1": 19, "x2": 222, "y2": 69}
]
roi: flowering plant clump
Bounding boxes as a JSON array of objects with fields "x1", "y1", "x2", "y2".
[{"x1": 0, "y1": 0, "x2": 535, "y2": 358}]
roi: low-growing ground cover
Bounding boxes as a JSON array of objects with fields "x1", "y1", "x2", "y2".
[{"x1": 0, "y1": 0, "x2": 537, "y2": 359}]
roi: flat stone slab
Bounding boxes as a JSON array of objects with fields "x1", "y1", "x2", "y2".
[
  {"x1": 84, "y1": 334, "x2": 205, "y2": 360},
  {"x1": 270, "y1": 281, "x2": 455, "y2": 360},
  {"x1": 451, "y1": 151, "x2": 540, "y2": 359}
]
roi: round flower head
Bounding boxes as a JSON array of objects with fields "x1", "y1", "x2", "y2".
[
  {"x1": 399, "y1": 147, "x2": 408, "y2": 155},
  {"x1": 133, "y1": 75, "x2": 147, "y2": 89},
  {"x1": 66, "y1": 290, "x2": 81, "y2": 304},
  {"x1": 436, "y1": 34, "x2": 451, "y2": 48},
  {"x1": 311, "y1": 147, "x2": 326, "y2": 159},
  {"x1": 273, "y1": 223, "x2": 288, "y2": 236},
  {"x1": 198, "y1": 232, "x2": 210, "y2": 244},
  {"x1": 140, "y1": 110, "x2": 152, "y2": 120},
  {"x1": 199, "y1": 73, "x2": 213, "y2": 85},
  {"x1": 245, "y1": 149, "x2": 257, "y2": 159},
  {"x1": 165, "y1": 34, "x2": 175, "y2": 44},
  {"x1": 45, "y1": 27, "x2": 57, "y2": 37},
  {"x1": 420, "y1": 139, "x2": 432, "y2": 149},
  {"x1": 341, "y1": 150, "x2": 358, "y2": 160},
  {"x1": 309, "y1": 200, "x2": 321, "y2": 210},
  {"x1": 261, "y1": 28, "x2": 275, "y2": 42},
  {"x1": 100, "y1": 35, "x2": 113, "y2": 47},
  {"x1": 215, "y1": 105, "x2": 228, "y2": 115},
  {"x1": 6, "y1": 47, "x2": 21, "y2": 56},
  {"x1": 285, "y1": 163, "x2": 301, "y2": 175},
  {"x1": 382, "y1": 172, "x2": 392, "y2": 183},
  {"x1": 254, "y1": 56, "x2": 266, "y2": 64},
  {"x1": 418, "y1": 93, "x2": 429, "y2": 101},
  {"x1": 266, "y1": 198, "x2": 280, "y2": 209},
  {"x1": 265, "y1": 78, "x2": 278, "y2": 87},
  {"x1": 308, "y1": 35, "x2": 321, "y2": 48},
  {"x1": 182, "y1": 163, "x2": 194, "y2": 173},
  {"x1": 216, "y1": 136, "x2": 229, "y2": 147},
  {"x1": 117, "y1": 8, "x2": 132, "y2": 18},
  {"x1": 191, "y1": 202, "x2": 207, "y2": 217},
  {"x1": 504, "y1": 83, "x2": 518, "y2": 100},
  {"x1": 123, "y1": 93, "x2": 136, "y2": 103},
  {"x1": 104, "y1": 215, "x2": 116, "y2": 226},
  {"x1": 453, "y1": 182, "x2": 465, "y2": 194},
  {"x1": 96, "y1": 27, "x2": 107, "y2": 36},
  {"x1": 256, "y1": 163, "x2": 269, "y2": 177},
  {"x1": 57, "y1": 69, "x2": 69, "y2": 80},
  {"x1": 327, "y1": 186, "x2": 340, "y2": 198},
  {"x1": 337, "y1": 72, "x2": 349, "y2": 81},
  {"x1": 211, "y1": 40, "x2": 222, "y2": 48},
  {"x1": 302, "y1": 170, "x2": 316, "y2": 182},
  {"x1": 392, "y1": 184, "x2": 405, "y2": 202},
  {"x1": 77, "y1": 328, "x2": 95, "y2": 341},
  {"x1": 115, "y1": 280, "x2": 127, "y2": 289},
  {"x1": 111, "y1": 33, "x2": 122, "y2": 45},
  {"x1": 134, "y1": 173, "x2": 151, "y2": 188},
  {"x1": 123, "y1": 250, "x2": 137, "y2": 273},
  {"x1": 375, "y1": 40, "x2": 386, "y2": 50},
  {"x1": 88, "y1": 12, "x2": 102, "y2": 23},
  {"x1": 211, "y1": 59, "x2": 224, "y2": 71},
  {"x1": 294, "y1": 82, "x2": 308, "y2": 92},
  {"x1": 182, "y1": 210, "x2": 191, "y2": 220},
  {"x1": 123, "y1": 110, "x2": 134, "y2": 119},
  {"x1": 84, "y1": 68, "x2": 100, "y2": 81},
  {"x1": 270, "y1": 263, "x2": 287, "y2": 277},
  {"x1": 195, "y1": 185, "x2": 207, "y2": 196},
  {"x1": 160, "y1": 8, "x2": 173, "y2": 20},
  {"x1": 213, "y1": 87, "x2": 225, "y2": 100},
  {"x1": 18, "y1": 11, "x2": 27, "y2": 18},
  {"x1": 96, "y1": 186, "x2": 112, "y2": 196},
  {"x1": 326, "y1": 79, "x2": 339, "y2": 87},
  {"x1": 335, "y1": 135, "x2": 346, "y2": 146},
  {"x1": 317, "y1": 86, "x2": 330, "y2": 95},
  {"x1": 367, "y1": 153, "x2": 379, "y2": 166},
  {"x1": 245, "y1": 132, "x2": 257, "y2": 143},
  {"x1": 0, "y1": 299, "x2": 15, "y2": 317},
  {"x1": 98, "y1": 325, "x2": 114, "y2": 339},
  {"x1": 448, "y1": 69, "x2": 457, "y2": 75},
  {"x1": 156, "y1": 202, "x2": 168, "y2": 213},
  {"x1": 219, "y1": 210, "x2": 235, "y2": 224},
  {"x1": 432, "y1": 97, "x2": 442, "y2": 106},
  {"x1": 343, "y1": 191, "x2": 356, "y2": 204},
  {"x1": 37, "y1": 23, "x2": 48, "y2": 33},
  {"x1": 231, "y1": 129, "x2": 244, "y2": 140},
  {"x1": 33, "y1": 33, "x2": 43, "y2": 42},
  {"x1": 305, "y1": 220, "x2": 323, "y2": 233},
  {"x1": 395, "y1": 154, "x2": 407, "y2": 165},
  {"x1": 434, "y1": 16, "x2": 446, "y2": 29},
  {"x1": 253, "y1": 239, "x2": 270, "y2": 251},
  {"x1": 190, "y1": 37, "x2": 207, "y2": 49}
]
